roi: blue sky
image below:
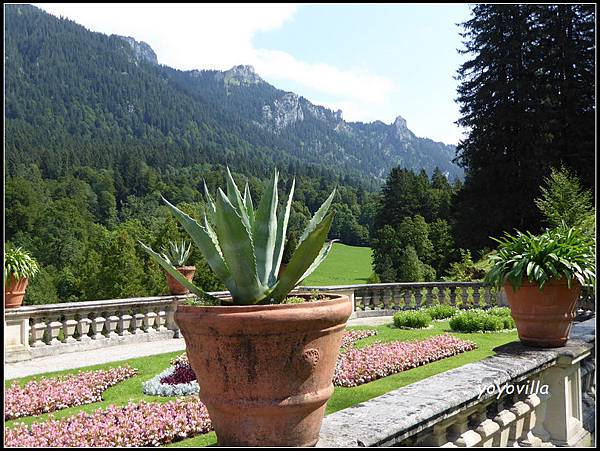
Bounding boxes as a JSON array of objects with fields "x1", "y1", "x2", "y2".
[{"x1": 36, "y1": 3, "x2": 472, "y2": 144}]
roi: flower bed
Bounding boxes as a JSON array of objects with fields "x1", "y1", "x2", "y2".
[
  {"x1": 4, "y1": 398, "x2": 212, "y2": 447},
  {"x1": 333, "y1": 334, "x2": 477, "y2": 387},
  {"x1": 4, "y1": 366, "x2": 138, "y2": 420},
  {"x1": 143, "y1": 365, "x2": 199, "y2": 397},
  {"x1": 340, "y1": 329, "x2": 378, "y2": 348}
]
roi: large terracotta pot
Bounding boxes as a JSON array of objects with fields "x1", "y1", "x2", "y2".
[
  {"x1": 4, "y1": 275, "x2": 29, "y2": 309},
  {"x1": 175, "y1": 294, "x2": 352, "y2": 447},
  {"x1": 165, "y1": 266, "x2": 196, "y2": 295},
  {"x1": 505, "y1": 279, "x2": 581, "y2": 347}
]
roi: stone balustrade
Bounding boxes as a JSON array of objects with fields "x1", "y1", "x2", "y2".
[
  {"x1": 303, "y1": 282, "x2": 595, "y2": 319},
  {"x1": 4, "y1": 293, "x2": 230, "y2": 363},
  {"x1": 317, "y1": 318, "x2": 595, "y2": 448},
  {"x1": 5, "y1": 282, "x2": 594, "y2": 363}
]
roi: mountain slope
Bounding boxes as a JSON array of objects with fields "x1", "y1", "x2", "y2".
[{"x1": 5, "y1": 4, "x2": 462, "y2": 184}]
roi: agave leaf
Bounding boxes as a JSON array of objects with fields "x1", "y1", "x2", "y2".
[
  {"x1": 215, "y1": 189, "x2": 265, "y2": 304},
  {"x1": 299, "y1": 239, "x2": 337, "y2": 282},
  {"x1": 203, "y1": 181, "x2": 217, "y2": 222},
  {"x1": 161, "y1": 196, "x2": 236, "y2": 292},
  {"x1": 226, "y1": 167, "x2": 252, "y2": 231},
  {"x1": 243, "y1": 182, "x2": 255, "y2": 227},
  {"x1": 139, "y1": 241, "x2": 219, "y2": 302},
  {"x1": 298, "y1": 188, "x2": 336, "y2": 246},
  {"x1": 270, "y1": 178, "x2": 295, "y2": 285},
  {"x1": 268, "y1": 210, "x2": 335, "y2": 303},
  {"x1": 253, "y1": 169, "x2": 279, "y2": 286}
]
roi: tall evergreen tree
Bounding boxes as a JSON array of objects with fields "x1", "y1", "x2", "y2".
[{"x1": 453, "y1": 4, "x2": 595, "y2": 251}]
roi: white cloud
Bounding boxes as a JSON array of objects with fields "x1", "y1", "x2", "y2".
[{"x1": 34, "y1": 3, "x2": 396, "y2": 125}]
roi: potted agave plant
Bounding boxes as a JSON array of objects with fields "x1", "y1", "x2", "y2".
[
  {"x1": 485, "y1": 226, "x2": 595, "y2": 347},
  {"x1": 161, "y1": 240, "x2": 195, "y2": 295},
  {"x1": 140, "y1": 168, "x2": 352, "y2": 446},
  {"x1": 4, "y1": 246, "x2": 40, "y2": 308}
]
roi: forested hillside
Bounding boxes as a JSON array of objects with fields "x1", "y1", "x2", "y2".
[{"x1": 5, "y1": 4, "x2": 462, "y2": 184}]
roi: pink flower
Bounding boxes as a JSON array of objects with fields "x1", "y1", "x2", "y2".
[
  {"x1": 333, "y1": 334, "x2": 477, "y2": 387},
  {"x1": 4, "y1": 366, "x2": 138, "y2": 420}
]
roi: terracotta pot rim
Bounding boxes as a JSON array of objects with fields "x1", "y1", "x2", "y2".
[
  {"x1": 178, "y1": 293, "x2": 348, "y2": 313},
  {"x1": 504, "y1": 278, "x2": 581, "y2": 290},
  {"x1": 176, "y1": 266, "x2": 196, "y2": 271}
]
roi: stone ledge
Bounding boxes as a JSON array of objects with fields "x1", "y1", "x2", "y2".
[{"x1": 317, "y1": 318, "x2": 595, "y2": 448}]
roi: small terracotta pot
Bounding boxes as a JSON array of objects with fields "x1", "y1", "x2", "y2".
[
  {"x1": 5, "y1": 275, "x2": 29, "y2": 308},
  {"x1": 166, "y1": 266, "x2": 196, "y2": 295},
  {"x1": 505, "y1": 279, "x2": 581, "y2": 347},
  {"x1": 175, "y1": 294, "x2": 352, "y2": 447}
]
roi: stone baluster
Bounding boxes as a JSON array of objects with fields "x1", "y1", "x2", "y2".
[
  {"x1": 46, "y1": 315, "x2": 63, "y2": 345},
  {"x1": 414, "y1": 287, "x2": 423, "y2": 309},
  {"x1": 449, "y1": 286, "x2": 457, "y2": 306},
  {"x1": 460, "y1": 287, "x2": 470, "y2": 309},
  {"x1": 363, "y1": 288, "x2": 372, "y2": 310},
  {"x1": 423, "y1": 422, "x2": 452, "y2": 446},
  {"x1": 482, "y1": 286, "x2": 493, "y2": 308},
  {"x1": 492, "y1": 408, "x2": 516, "y2": 446},
  {"x1": 404, "y1": 287, "x2": 412, "y2": 309},
  {"x1": 475, "y1": 415, "x2": 500, "y2": 447},
  {"x1": 448, "y1": 412, "x2": 479, "y2": 446},
  {"x1": 132, "y1": 310, "x2": 145, "y2": 335},
  {"x1": 372, "y1": 287, "x2": 382, "y2": 309},
  {"x1": 530, "y1": 388, "x2": 551, "y2": 443},
  {"x1": 91, "y1": 314, "x2": 107, "y2": 340},
  {"x1": 519, "y1": 393, "x2": 544, "y2": 446},
  {"x1": 437, "y1": 286, "x2": 446, "y2": 306},
  {"x1": 62, "y1": 314, "x2": 79, "y2": 344},
  {"x1": 105, "y1": 311, "x2": 120, "y2": 339},
  {"x1": 472, "y1": 286, "x2": 481, "y2": 308},
  {"x1": 77, "y1": 312, "x2": 92, "y2": 342},
  {"x1": 507, "y1": 400, "x2": 531, "y2": 446},
  {"x1": 382, "y1": 286, "x2": 392, "y2": 310},
  {"x1": 156, "y1": 308, "x2": 171, "y2": 338},
  {"x1": 118, "y1": 308, "x2": 132, "y2": 336},
  {"x1": 144, "y1": 310, "x2": 158, "y2": 333},
  {"x1": 455, "y1": 408, "x2": 486, "y2": 446},
  {"x1": 423, "y1": 286, "x2": 434, "y2": 307},
  {"x1": 30, "y1": 316, "x2": 48, "y2": 347},
  {"x1": 396, "y1": 286, "x2": 407, "y2": 310}
]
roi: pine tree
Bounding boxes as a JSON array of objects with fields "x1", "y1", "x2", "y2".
[{"x1": 453, "y1": 4, "x2": 595, "y2": 251}]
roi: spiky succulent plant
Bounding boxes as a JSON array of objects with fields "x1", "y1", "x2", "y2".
[
  {"x1": 140, "y1": 168, "x2": 336, "y2": 305},
  {"x1": 161, "y1": 240, "x2": 191, "y2": 267}
]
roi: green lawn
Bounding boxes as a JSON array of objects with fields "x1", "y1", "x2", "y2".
[
  {"x1": 303, "y1": 243, "x2": 373, "y2": 286},
  {"x1": 5, "y1": 320, "x2": 518, "y2": 447}
]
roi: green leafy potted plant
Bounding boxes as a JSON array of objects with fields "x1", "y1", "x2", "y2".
[
  {"x1": 140, "y1": 168, "x2": 352, "y2": 446},
  {"x1": 485, "y1": 226, "x2": 595, "y2": 347},
  {"x1": 161, "y1": 240, "x2": 195, "y2": 295},
  {"x1": 4, "y1": 246, "x2": 40, "y2": 308}
]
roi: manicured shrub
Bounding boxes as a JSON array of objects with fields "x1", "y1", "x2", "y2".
[
  {"x1": 4, "y1": 399, "x2": 211, "y2": 447},
  {"x1": 393, "y1": 310, "x2": 432, "y2": 329},
  {"x1": 487, "y1": 306, "x2": 512, "y2": 317},
  {"x1": 334, "y1": 334, "x2": 477, "y2": 387},
  {"x1": 425, "y1": 304, "x2": 459, "y2": 320},
  {"x1": 4, "y1": 366, "x2": 138, "y2": 420},
  {"x1": 449, "y1": 309, "x2": 515, "y2": 333}
]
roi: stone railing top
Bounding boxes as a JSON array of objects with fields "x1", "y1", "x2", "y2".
[
  {"x1": 301, "y1": 281, "x2": 489, "y2": 291},
  {"x1": 317, "y1": 318, "x2": 595, "y2": 448},
  {"x1": 3, "y1": 291, "x2": 231, "y2": 318}
]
